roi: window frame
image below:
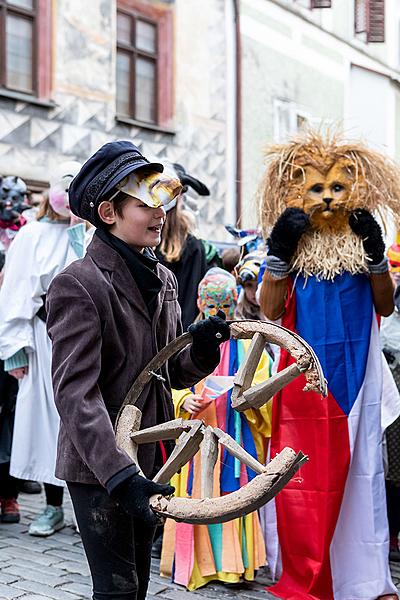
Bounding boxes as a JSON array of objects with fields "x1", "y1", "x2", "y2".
[
  {"x1": 116, "y1": 7, "x2": 159, "y2": 123},
  {"x1": 0, "y1": 0, "x2": 37, "y2": 95},
  {"x1": 116, "y1": 0, "x2": 174, "y2": 129},
  {"x1": 0, "y1": 0, "x2": 51, "y2": 101}
]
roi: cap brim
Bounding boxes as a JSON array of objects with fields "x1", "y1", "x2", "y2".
[{"x1": 101, "y1": 159, "x2": 163, "y2": 198}]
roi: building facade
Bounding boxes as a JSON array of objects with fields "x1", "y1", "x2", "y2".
[
  {"x1": 0, "y1": 0, "x2": 234, "y2": 241},
  {"x1": 1, "y1": 0, "x2": 398, "y2": 236},
  {"x1": 240, "y1": 0, "x2": 400, "y2": 227}
]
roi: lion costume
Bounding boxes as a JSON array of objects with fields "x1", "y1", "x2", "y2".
[{"x1": 259, "y1": 131, "x2": 400, "y2": 600}]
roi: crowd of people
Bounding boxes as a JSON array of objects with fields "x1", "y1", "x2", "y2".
[{"x1": 0, "y1": 134, "x2": 399, "y2": 600}]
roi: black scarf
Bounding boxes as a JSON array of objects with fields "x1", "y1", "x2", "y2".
[{"x1": 95, "y1": 228, "x2": 162, "y2": 317}]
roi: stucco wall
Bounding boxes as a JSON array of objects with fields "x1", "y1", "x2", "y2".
[{"x1": 0, "y1": 0, "x2": 230, "y2": 240}]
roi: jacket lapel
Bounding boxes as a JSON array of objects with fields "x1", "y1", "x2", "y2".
[{"x1": 87, "y1": 236, "x2": 151, "y2": 322}]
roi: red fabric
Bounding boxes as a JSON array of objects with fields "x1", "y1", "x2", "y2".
[
  {"x1": 268, "y1": 281, "x2": 350, "y2": 600},
  {"x1": 159, "y1": 441, "x2": 167, "y2": 465}
]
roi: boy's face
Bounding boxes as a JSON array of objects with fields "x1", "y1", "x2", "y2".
[{"x1": 108, "y1": 196, "x2": 166, "y2": 250}]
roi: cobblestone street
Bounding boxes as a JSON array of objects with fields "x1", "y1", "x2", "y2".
[
  {"x1": 1, "y1": 491, "x2": 400, "y2": 600},
  {"x1": 0, "y1": 491, "x2": 278, "y2": 600}
]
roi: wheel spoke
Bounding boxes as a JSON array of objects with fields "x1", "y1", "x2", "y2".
[
  {"x1": 153, "y1": 420, "x2": 204, "y2": 484},
  {"x1": 200, "y1": 426, "x2": 219, "y2": 498}
]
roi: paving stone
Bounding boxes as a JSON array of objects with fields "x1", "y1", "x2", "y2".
[
  {"x1": 58, "y1": 573, "x2": 91, "y2": 587},
  {"x1": 0, "y1": 571, "x2": 19, "y2": 584},
  {"x1": 16, "y1": 596, "x2": 49, "y2": 599},
  {"x1": 58, "y1": 581, "x2": 92, "y2": 596},
  {"x1": 9, "y1": 559, "x2": 74, "y2": 579},
  {"x1": 2, "y1": 565, "x2": 65, "y2": 587},
  {"x1": 0, "y1": 581, "x2": 25, "y2": 598},
  {"x1": 10, "y1": 580, "x2": 79, "y2": 600},
  {"x1": 0, "y1": 547, "x2": 58, "y2": 567},
  {"x1": 147, "y1": 581, "x2": 170, "y2": 595},
  {"x1": 52, "y1": 561, "x2": 90, "y2": 576},
  {"x1": 43, "y1": 548, "x2": 85, "y2": 562}
]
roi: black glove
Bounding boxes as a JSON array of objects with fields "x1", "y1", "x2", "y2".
[
  {"x1": 188, "y1": 310, "x2": 230, "y2": 363},
  {"x1": 267, "y1": 208, "x2": 310, "y2": 263},
  {"x1": 112, "y1": 473, "x2": 174, "y2": 527},
  {"x1": 348, "y1": 209, "x2": 385, "y2": 265}
]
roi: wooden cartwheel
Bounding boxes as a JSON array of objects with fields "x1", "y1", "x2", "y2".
[{"x1": 115, "y1": 320, "x2": 327, "y2": 525}]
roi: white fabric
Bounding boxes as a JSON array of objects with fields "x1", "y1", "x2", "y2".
[
  {"x1": 0, "y1": 221, "x2": 81, "y2": 485},
  {"x1": 330, "y1": 319, "x2": 397, "y2": 599}
]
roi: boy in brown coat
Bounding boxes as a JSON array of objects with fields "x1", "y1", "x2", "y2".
[{"x1": 46, "y1": 141, "x2": 229, "y2": 600}]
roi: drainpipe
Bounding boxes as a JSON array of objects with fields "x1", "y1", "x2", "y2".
[{"x1": 233, "y1": 0, "x2": 242, "y2": 224}]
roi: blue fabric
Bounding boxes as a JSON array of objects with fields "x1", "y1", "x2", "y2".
[
  {"x1": 67, "y1": 223, "x2": 86, "y2": 258},
  {"x1": 4, "y1": 348, "x2": 28, "y2": 371},
  {"x1": 258, "y1": 260, "x2": 266, "y2": 285},
  {"x1": 220, "y1": 340, "x2": 258, "y2": 493},
  {"x1": 294, "y1": 272, "x2": 373, "y2": 416},
  {"x1": 207, "y1": 523, "x2": 223, "y2": 572}
]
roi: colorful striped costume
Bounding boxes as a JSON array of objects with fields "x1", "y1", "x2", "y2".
[{"x1": 160, "y1": 338, "x2": 271, "y2": 590}]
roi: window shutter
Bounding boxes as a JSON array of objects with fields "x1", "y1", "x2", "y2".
[
  {"x1": 368, "y1": 0, "x2": 385, "y2": 42},
  {"x1": 355, "y1": 0, "x2": 385, "y2": 42},
  {"x1": 310, "y1": 0, "x2": 332, "y2": 8}
]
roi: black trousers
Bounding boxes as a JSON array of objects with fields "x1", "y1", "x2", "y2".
[
  {"x1": 386, "y1": 479, "x2": 400, "y2": 537},
  {"x1": 68, "y1": 482, "x2": 155, "y2": 600},
  {"x1": 0, "y1": 462, "x2": 18, "y2": 499}
]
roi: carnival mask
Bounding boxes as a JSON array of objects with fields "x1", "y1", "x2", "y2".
[
  {"x1": 287, "y1": 161, "x2": 358, "y2": 231},
  {"x1": 49, "y1": 183, "x2": 70, "y2": 218},
  {"x1": 197, "y1": 268, "x2": 238, "y2": 319},
  {"x1": 49, "y1": 161, "x2": 81, "y2": 218}
]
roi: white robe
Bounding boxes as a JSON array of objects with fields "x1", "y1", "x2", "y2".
[{"x1": 0, "y1": 221, "x2": 81, "y2": 485}]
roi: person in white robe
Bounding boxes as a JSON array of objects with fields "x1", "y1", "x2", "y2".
[{"x1": 0, "y1": 161, "x2": 86, "y2": 536}]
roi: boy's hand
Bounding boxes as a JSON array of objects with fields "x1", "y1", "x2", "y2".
[
  {"x1": 113, "y1": 473, "x2": 174, "y2": 527},
  {"x1": 188, "y1": 311, "x2": 230, "y2": 360}
]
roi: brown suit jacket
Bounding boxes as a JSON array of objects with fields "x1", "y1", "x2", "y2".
[{"x1": 46, "y1": 235, "x2": 213, "y2": 486}]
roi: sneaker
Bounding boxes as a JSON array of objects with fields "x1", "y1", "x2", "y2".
[
  {"x1": 28, "y1": 505, "x2": 64, "y2": 537},
  {"x1": 0, "y1": 498, "x2": 20, "y2": 523}
]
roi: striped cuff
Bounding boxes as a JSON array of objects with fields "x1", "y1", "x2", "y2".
[
  {"x1": 368, "y1": 257, "x2": 389, "y2": 275},
  {"x1": 4, "y1": 348, "x2": 28, "y2": 372},
  {"x1": 67, "y1": 223, "x2": 86, "y2": 258},
  {"x1": 265, "y1": 255, "x2": 290, "y2": 279}
]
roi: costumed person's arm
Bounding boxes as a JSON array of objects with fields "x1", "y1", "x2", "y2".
[
  {"x1": 47, "y1": 273, "x2": 173, "y2": 526},
  {"x1": 259, "y1": 208, "x2": 310, "y2": 320},
  {"x1": 172, "y1": 388, "x2": 193, "y2": 419},
  {"x1": 0, "y1": 225, "x2": 47, "y2": 371},
  {"x1": 349, "y1": 209, "x2": 394, "y2": 317}
]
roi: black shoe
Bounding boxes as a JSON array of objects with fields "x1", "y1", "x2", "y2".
[
  {"x1": 17, "y1": 480, "x2": 42, "y2": 494},
  {"x1": 389, "y1": 548, "x2": 400, "y2": 563}
]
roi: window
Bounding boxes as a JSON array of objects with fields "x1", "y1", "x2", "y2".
[
  {"x1": 0, "y1": 0, "x2": 51, "y2": 99},
  {"x1": 355, "y1": 0, "x2": 385, "y2": 43},
  {"x1": 273, "y1": 99, "x2": 310, "y2": 143},
  {"x1": 117, "y1": 11, "x2": 158, "y2": 122},
  {"x1": 116, "y1": 1, "x2": 174, "y2": 127},
  {"x1": 0, "y1": 0, "x2": 35, "y2": 93},
  {"x1": 310, "y1": 0, "x2": 331, "y2": 7},
  {"x1": 294, "y1": 0, "x2": 331, "y2": 8}
]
